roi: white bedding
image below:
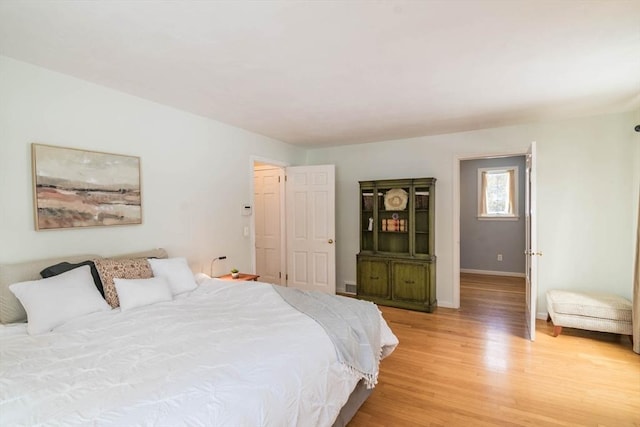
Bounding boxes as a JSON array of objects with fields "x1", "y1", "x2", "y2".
[{"x1": 0, "y1": 278, "x2": 398, "y2": 426}]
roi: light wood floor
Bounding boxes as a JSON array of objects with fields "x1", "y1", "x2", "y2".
[{"x1": 349, "y1": 273, "x2": 640, "y2": 427}]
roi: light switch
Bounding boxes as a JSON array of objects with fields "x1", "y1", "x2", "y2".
[{"x1": 243, "y1": 226, "x2": 249, "y2": 237}]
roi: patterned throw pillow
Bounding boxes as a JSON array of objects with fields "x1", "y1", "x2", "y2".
[{"x1": 93, "y1": 258, "x2": 153, "y2": 308}]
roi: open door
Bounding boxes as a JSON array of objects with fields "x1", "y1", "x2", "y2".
[
  {"x1": 254, "y1": 165, "x2": 285, "y2": 285},
  {"x1": 285, "y1": 165, "x2": 336, "y2": 294},
  {"x1": 525, "y1": 141, "x2": 539, "y2": 341}
]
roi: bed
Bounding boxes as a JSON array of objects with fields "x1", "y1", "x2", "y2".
[{"x1": 0, "y1": 249, "x2": 398, "y2": 426}]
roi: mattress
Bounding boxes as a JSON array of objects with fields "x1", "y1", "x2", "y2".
[{"x1": 0, "y1": 278, "x2": 398, "y2": 426}]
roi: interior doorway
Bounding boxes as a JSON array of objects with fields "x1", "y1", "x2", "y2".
[
  {"x1": 458, "y1": 155, "x2": 527, "y2": 317},
  {"x1": 251, "y1": 160, "x2": 337, "y2": 293}
]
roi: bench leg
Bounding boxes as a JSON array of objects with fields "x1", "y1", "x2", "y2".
[{"x1": 547, "y1": 313, "x2": 561, "y2": 337}]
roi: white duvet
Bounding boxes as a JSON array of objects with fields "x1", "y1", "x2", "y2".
[{"x1": 0, "y1": 279, "x2": 398, "y2": 427}]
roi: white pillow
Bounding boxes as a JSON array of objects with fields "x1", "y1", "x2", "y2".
[
  {"x1": 9, "y1": 265, "x2": 111, "y2": 335},
  {"x1": 147, "y1": 257, "x2": 198, "y2": 295},
  {"x1": 113, "y1": 277, "x2": 173, "y2": 312}
]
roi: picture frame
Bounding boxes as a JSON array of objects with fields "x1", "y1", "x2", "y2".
[{"x1": 31, "y1": 143, "x2": 142, "y2": 230}]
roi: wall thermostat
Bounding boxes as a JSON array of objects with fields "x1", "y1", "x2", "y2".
[{"x1": 241, "y1": 205, "x2": 252, "y2": 216}]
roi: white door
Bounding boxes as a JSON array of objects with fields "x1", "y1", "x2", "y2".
[
  {"x1": 285, "y1": 165, "x2": 336, "y2": 293},
  {"x1": 254, "y1": 165, "x2": 284, "y2": 285},
  {"x1": 525, "y1": 141, "x2": 539, "y2": 341}
]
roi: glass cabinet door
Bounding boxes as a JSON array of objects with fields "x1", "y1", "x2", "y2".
[
  {"x1": 377, "y1": 185, "x2": 410, "y2": 255},
  {"x1": 414, "y1": 186, "x2": 430, "y2": 255},
  {"x1": 360, "y1": 188, "x2": 375, "y2": 252}
]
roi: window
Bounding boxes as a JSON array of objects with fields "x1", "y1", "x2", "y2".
[{"x1": 477, "y1": 166, "x2": 518, "y2": 220}]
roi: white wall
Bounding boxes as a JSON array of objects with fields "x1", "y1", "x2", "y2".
[
  {"x1": 307, "y1": 111, "x2": 639, "y2": 315},
  {"x1": 0, "y1": 56, "x2": 306, "y2": 275},
  {"x1": 2, "y1": 55, "x2": 637, "y2": 316}
]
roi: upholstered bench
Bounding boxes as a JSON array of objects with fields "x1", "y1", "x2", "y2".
[{"x1": 546, "y1": 290, "x2": 632, "y2": 341}]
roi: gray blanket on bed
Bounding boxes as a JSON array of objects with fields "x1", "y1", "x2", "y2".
[{"x1": 272, "y1": 285, "x2": 381, "y2": 388}]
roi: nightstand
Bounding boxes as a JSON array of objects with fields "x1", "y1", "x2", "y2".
[{"x1": 217, "y1": 273, "x2": 260, "y2": 282}]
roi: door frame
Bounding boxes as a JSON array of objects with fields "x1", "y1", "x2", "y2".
[
  {"x1": 452, "y1": 149, "x2": 528, "y2": 309},
  {"x1": 525, "y1": 141, "x2": 538, "y2": 341},
  {"x1": 249, "y1": 156, "x2": 288, "y2": 278}
]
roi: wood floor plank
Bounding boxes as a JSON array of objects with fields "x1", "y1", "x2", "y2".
[{"x1": 349, "y1": 273, "x2": 640, "y2": 426}]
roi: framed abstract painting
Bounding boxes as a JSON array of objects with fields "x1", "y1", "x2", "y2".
[{"x1": 31, "y1": 143, "x2": 142, "y2": 230}]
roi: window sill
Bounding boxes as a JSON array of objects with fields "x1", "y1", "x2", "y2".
[{"x1": 477, "y1": 215, "x2": 520, "y2": 221}]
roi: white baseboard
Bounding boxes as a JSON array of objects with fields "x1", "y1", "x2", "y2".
[{"x1": 460, "y1": 268, "x2": 525, "y2": 278}]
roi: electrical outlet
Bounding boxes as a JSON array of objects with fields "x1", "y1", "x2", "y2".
[{"x1": 497, "y1": 254, "x2": 503, "y2": 261}]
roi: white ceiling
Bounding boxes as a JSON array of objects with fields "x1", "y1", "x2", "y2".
[{"x1": 1, "y1": 1, "x2": 639, "y2": 148}]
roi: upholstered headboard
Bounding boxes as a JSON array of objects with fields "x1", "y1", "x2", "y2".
[{"x1": 0, "y1": 248, "x2": 168, "y2": 324}]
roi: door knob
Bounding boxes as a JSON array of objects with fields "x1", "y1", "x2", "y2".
[
  {"x1": 524, "y1": 250, "x2": 543, "y2": 256},
  {"x1": 328, "y1": 239, "x2": 334, "y2": 244}
]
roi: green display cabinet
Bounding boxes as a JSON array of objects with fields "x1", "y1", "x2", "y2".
[{"x1": 356, "y1": 178, "x2": 436, "y2": 312}]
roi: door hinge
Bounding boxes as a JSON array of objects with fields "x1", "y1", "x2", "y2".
[
  {"x1": 278, "y1": 272, "x2": 281, "y2": 279},
  {"x1": 278, "y1": 176, "x2": 280, "y2": 183}
]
